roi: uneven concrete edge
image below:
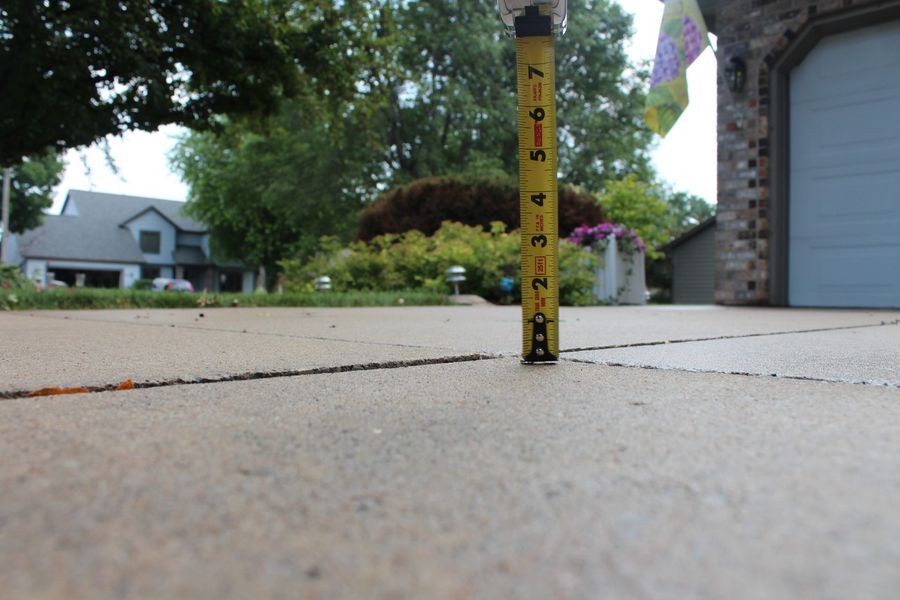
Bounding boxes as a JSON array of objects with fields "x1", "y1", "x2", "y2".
[
  {"x1": 559, "y1": 320, "x2": 899, "y2": 353},
  {"x1": 561, "y1": 357, "x2": 900, "y2": 389}
]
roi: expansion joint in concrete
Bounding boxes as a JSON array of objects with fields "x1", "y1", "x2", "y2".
[{"x1": 0, "y1": 353, "x2": 502, "y2": 401}]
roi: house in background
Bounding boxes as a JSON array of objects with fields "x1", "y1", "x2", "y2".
[
  {"x1": 666, "y1": 217, "x2": 716, "y2": 304},
  {"x1": 6, "y1": 190, "x2": 255, "y2": 293},
  {"x1": 691, "y1": 0, "x2": 900, "y2": 308}
]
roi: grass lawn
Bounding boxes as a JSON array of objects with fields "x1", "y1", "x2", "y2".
[{"x1": 1, "y1": 288, "x2": 450, "y2": 310}]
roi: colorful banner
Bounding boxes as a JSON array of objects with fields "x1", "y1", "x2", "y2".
[{"x1": 645, "y1": 0, "x2": 710, "y2": 137}]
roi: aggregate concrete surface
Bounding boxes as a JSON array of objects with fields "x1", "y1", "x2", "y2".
[
  {"x1": 1, "y1": 305, "x2": 899, "y2": 599},
  {"x1": 19, "y1": 304, "x2": 898, "y2": 353},
  {"x1": 570, "y1": 322, "x2": 900, "y2": 386}
]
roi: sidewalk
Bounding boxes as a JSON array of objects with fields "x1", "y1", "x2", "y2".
[{"x1": 1, "y1": 305, "x2": 898, "y2": 598}]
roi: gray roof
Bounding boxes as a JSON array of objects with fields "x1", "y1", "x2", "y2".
[
  {"x1": 16, "y1": 214, "x2": 147, "y2": 263},
  {"x1": 664, "y1": 216, "x2": 717, "y2": 251},
  {"x1": 65, "y1": 190, "x2": 205, "y2": 233},
  {"x1": 16, "y1": 190, "x2": 205, "y2": 263},
  {"x1": 173, "y1": 246, "x2": 209, "y2": 266}
]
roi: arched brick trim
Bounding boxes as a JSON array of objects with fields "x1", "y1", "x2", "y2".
[{"x1": 767, "y1": 1, "x2": 900, "y2": 305}]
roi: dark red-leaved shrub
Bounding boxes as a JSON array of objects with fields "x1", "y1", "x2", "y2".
[{"x1": 357, "y1": 174, "x2": 605, "y2": 241}]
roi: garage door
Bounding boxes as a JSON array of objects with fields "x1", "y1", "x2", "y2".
[{"x1": 789, "y1": 19, "x2": 900, "y2": 308}]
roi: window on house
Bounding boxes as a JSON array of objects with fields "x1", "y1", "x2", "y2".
[{"x1": 139, "y1": 231, "x2": 161, "y2": 254}]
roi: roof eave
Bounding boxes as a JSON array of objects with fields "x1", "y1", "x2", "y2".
[
  {"x1": 663, "y1": 216, "x2": 717, "y2": 251},
  {"x1": 119, "y1": 206, "x2": 181, "y2": 230}
]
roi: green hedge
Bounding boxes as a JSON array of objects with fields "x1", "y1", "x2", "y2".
[
  {"x1": 1, "y1": 288, "x2": 448, "y2": 311},
  {"x1": 357, "y1": 174, "x2": 605, "y2": 241}
]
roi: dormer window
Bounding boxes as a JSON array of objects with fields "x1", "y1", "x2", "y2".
[{"x1": 139, "y1": 231, "x2": 161, "y2": 254}]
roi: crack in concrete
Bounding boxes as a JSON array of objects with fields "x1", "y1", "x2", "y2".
[
  {"x1": 11, "y1": 312, "x2": 461, "y2": 352},
  {"x1": 561, "y1": 357, "x2": 900, "y2": 389},
  {"x1": 0, "y1": 353, "x2": 501, "y2": 401},
  {"x1": 559, "y1": 320, "x2": 899, "y2": 353}
]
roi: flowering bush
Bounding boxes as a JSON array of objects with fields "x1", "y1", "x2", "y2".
[{"x1": 567, "y1": 223, "x2": 647, "y2": 256}]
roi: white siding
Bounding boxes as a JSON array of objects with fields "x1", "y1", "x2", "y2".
[
  {"x1": 242, "y1": 271, "x2": 255, "y2": 294},
  {"x1": 123, "y1": 211, "x2": 177, "y2": 265},
  {"x1": 24, "y1": 259, "x2": 48, "y2": 286}
]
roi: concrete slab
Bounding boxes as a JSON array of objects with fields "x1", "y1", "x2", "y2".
[
  {"x1": 568, "y1": 322, "x2": 900, "y2": 387},
  {"x1": 15, "y1": 305, "x2": 900, "y2": 353},
  {"x1": 2, "y1": 360, "x2": 899, "y2": 599},
  {"x1": 0, "y1": 313, "x2": 465, "y2": 395}
]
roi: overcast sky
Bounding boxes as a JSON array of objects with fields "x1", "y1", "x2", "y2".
[{"x1": 54, "y1": 0, "x2": 717, "y2": 210}]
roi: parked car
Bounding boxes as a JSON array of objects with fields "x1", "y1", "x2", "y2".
[{"x1": 151, "y1": 278, "x2": 194, "y2": 292}]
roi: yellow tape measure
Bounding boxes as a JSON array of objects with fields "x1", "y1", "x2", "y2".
[{"x1": 516, "y1": 22, "x2": 559, "y2": 362}]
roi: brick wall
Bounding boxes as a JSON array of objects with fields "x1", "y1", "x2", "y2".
[{"x1": 712, "y1": 0, "x2": 888, "y2": 304}]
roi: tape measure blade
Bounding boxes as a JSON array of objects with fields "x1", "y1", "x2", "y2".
[{"x1": 516, "y1": 35, "x2": 559, "y2": 363}]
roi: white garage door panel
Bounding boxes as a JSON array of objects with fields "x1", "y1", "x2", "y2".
[
  {"x1": 792, "y1": 168, "x2": 900, "y2": 236},
  {"x1": 789, "y1": 19, "x2": 900, "y2": 308},
  {"x1": 793, "y1": 244, "x2": 900, "y2": 306}
]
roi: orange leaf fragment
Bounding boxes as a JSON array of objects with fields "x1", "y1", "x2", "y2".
[
  {"x1": 115, "y1": 379, "x2": 135, "y2": 391},
  {"x1": 28, "y1": 386, "x2": 90, "y2": 397}
]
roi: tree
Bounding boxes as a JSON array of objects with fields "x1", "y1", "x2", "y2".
[
  {"x1": 598, "y1": 177, "x2": 717, "y2": 257},
  {"x1": 368, "y1": 0, "x2": 652, "y2": 190},
  {"x1": 173, "y1": 98, "x2": 378, "y2": 275},
  {"x1": 597, "y1": 175, "x2": 670, "y2": 258},
  {"x1": 0, "y1": 0, "x2": 371, "y2": 166},
  {"x1": 3, "y1": 149, "x2": 64, "y2": 234},
  {"x1": 665, "y1": 190, "x2": 715, "y2": 236}
]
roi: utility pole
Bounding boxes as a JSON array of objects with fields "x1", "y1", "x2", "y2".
[{"x1": 1, "y1": 168, "x2": 10, "y2": 264}]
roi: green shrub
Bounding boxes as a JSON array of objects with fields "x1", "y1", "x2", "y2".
[
  {"x1": 283, "y1": 222, "x2": 602, "y2": 306},
  {"x1": 132, "y1": 279, "x2": 153, "y2": 290},
  {"x1": 357, "y1": 174, "x2": 605, "y2": 241},
  {"x1": 1, "y1": 265, "x2": 32, "y2": 290},
  {"x1": 1, "y1": 265, "x2": 35, "y2": 310},
  {"x1": 559, "y1": 242, "x2": 602, "y2": 307}
]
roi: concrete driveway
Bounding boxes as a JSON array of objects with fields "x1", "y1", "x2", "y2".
[{"x1": 1, "y1": 305, "x2": 898, "y2": 599}]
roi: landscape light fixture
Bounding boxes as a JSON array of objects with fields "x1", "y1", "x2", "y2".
[
  {"x1": 725, "y1": 56, "x2": 747, "y2": 94},
  {"x1": 315, "y1": 276, "x2": 332, "y2": 292},
  {"x1": 445, "y1": 265, "x2": 466, "y2": 296},
  {"x1": 497, "y1": 0, "x2": 568, "y2": 36}
]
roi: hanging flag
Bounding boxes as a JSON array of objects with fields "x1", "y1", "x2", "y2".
[{"x1": 645, "y1": 0, "x2": 710, "y2": 137}]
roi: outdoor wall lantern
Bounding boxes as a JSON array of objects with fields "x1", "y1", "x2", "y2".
[{"x1": 725, "y1": 56, "x2": 747, "y2": 94}]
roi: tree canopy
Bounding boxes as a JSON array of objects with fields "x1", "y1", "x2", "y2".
[
  {"x1": 0, "y1": 0, "x2": 372, "y2": 166},
  {"x1": 368, "y1": 0, "x2": 652, "y2": 189},
  {"x1": 4, "y1": 149, "x2": 64, "y2": 234}
]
